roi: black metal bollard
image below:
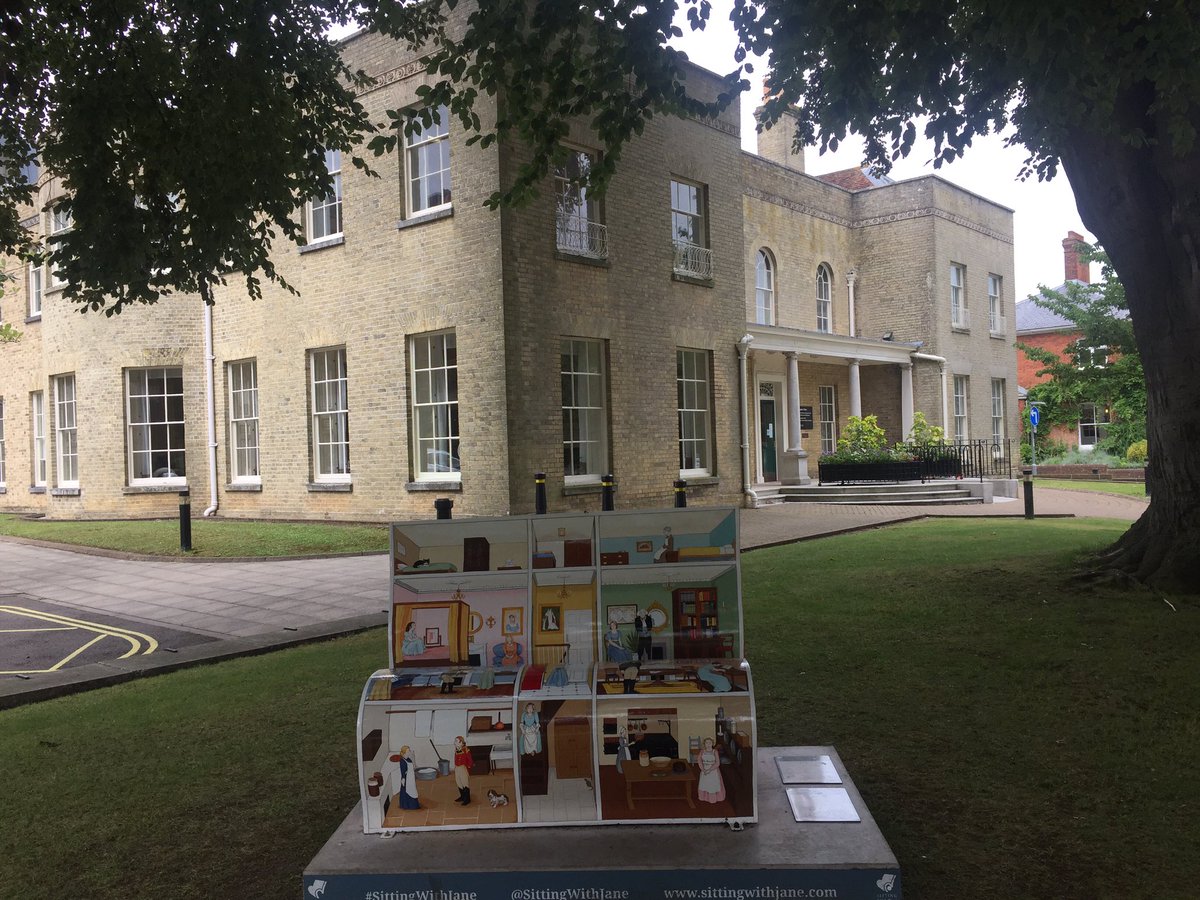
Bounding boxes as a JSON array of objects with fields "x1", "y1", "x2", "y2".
[
  {"x1": 1022, "y1": 468, "x2": 1035, "y2": 520},
  {"x1": 434, "y1": 498, "x2": 453, "y2": 520},
  {"x1": 673, "y1": 479, "x2": 688, "y2": 508},
  {"x1": 534, "y1": 472, "x2": 547, "y2": 515},
  {"x1": 601, "y1": 474, "x2": 615, "y2": 512},
  {"x1": 178, "y1": 489, "x2": 192, "y2": 551}
]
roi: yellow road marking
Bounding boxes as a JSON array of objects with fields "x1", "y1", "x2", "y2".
[
  {"x1": 0, "y1": 605, "x2": 160, "y2": 673},
  {"x1": 0, "y1": 626, "x2": 75, "y2": 633},
  {"x1": 49, "y1": 633, "x2": 109, "y2": 671}
]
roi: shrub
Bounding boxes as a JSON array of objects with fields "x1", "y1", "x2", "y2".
[
  {"x1": 1125, "y1": 440, "x2": 1148, "y2": 464},
  {"x1": 824, "y1": 415, "x2": 915, "y2": 464},
  {"x1": 905, "y1": 411, "x2": 945, "y2": 446},
  {"x1": 1020, "y1": 435, "x2": 1068, "y2": 465}
]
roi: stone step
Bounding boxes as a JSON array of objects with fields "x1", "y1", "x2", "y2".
[{"x1": 783, "y1": 494, "x2": 984, "y2": 506}]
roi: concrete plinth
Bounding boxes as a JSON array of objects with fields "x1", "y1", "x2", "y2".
[
  {"x1": 304, "y1": 746, "x2": 901, "y2": 899},
  {"x1": 779, "y1": 450, "x2": 812, "y2": 486}
]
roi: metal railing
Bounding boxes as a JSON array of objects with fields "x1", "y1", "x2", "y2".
[
  {"x1": 989, "y1": 314, "x2": 1008, "y2": 335},
  {"x1": 951, "y1": 305, "x2": 971, "y2": 330},
  {"x1": 556, "y1": 218, "x2": 608, "y2": 259},
  {"x1": 673, "y1": 241, "x2": 713, "y2": 279},
  {"x1": 903, "y1": 439, "x2": 1015, "y2": 482}
]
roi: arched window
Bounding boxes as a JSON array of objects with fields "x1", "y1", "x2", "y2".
[
  {"x1": 816, "y1": 264, "x2": 832, "y2": 332},
  {"x1": 755, "y1": 249, "x2": 775, "y2": 325}
]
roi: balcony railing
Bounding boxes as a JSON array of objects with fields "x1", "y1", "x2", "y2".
[
  {"x1": 951, "y1": 305, "x2": 971, "y2": 330},
  {"x1": 673, "y1": 241, "x2": 713, "y2": 279},
  {"x1": 556, "y1": 217, "x2": 608, "y2": 260},
  {"x1": 989, "y1": 314, "x2": 1007, "y2": 335}
]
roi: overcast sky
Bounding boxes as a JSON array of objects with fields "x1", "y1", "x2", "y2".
[{"x1": 667, "y1": 3, "x2": 1096, "y2": 301}]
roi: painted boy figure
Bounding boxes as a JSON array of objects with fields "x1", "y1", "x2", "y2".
[{"x1": 634, "y1": 610, "x2": 652, "y2": 661}]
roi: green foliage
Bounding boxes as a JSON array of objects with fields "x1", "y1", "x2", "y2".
[
  {"x1": 1017, "y1": 245, "x2": 1146, "y2": 453},
  {"x1": 1020, "y1": 434, "x2": 1068, "y2": 465},
  {"x1": 824, "y1": 414, "x2": 914, "y2": 463},
  {"x1": 904, "y1": 411, "x2": 945, "y2": 445},
  {"x1": 0, "y1": 275, "x2": 19, "y2": 341},
  {"x1": 1125, "y1": 440, "x2": 1148, "y2": 465},
  {"x1": 0, "y1": 515, "x2": 388, "y2": 558}
]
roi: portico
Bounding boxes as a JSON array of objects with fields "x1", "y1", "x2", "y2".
[{"x1": 740, "y1": 325, "x2": 924, "y2": 487}]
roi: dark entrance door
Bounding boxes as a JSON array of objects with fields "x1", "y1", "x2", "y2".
[{"x1": 759, "y1": 396, "x2": 778, "y2": 482}]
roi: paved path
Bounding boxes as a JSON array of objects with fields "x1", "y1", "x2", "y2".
[{"x1": 0, "y1": 486, "x2": 1145, "y2": 705}]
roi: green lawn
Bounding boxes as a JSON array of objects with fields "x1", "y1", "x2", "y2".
[
  {"x1": 2, "y1": 518, "x2": 1196, "y2": 900},
  {"x1": 1035, "y1": 477, "x2": 1149, "y2": 497},
  {"x1": 0, "y1": 514, "x2": 389, "y2": 557}
]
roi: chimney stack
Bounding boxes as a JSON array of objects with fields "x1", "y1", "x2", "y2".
[
  {"x1": 755, "y1": 105, "x2": 806, "y2": 174},
  {"x1": 1063, "y1": 231, "x2": 1090, "y2": 283}
]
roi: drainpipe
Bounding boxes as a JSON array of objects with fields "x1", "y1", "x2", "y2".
[
  {"x1": 846, "y1": 269, "x2": 857, "y2": 337},
  {"x1": 737, "y1": 334, "x2": 758, "y2": 508},
  {"x1": 911, "y1": 351, "x2": 949, "y2": 433},
  {"x1": 202, "y1": 299, "x2": 219, "y2": 517}
]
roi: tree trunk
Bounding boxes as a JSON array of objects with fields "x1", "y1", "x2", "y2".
[{"x1": 1058, "y1": 94, "x2": 1200, "y2": 592}]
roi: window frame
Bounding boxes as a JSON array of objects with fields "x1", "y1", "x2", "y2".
[
  {"x1": 755, "y1": 249, "x2": 775, "y2": 326},
  {"x1": 561, "y1": 338, "x2": 608, "y2": 484},
  {"x1": 816, "y1": 264, "x2": 833, "y2": 333},
  {"x1": 953, "y1": 375, "x2": 969, "y2": 443},
  {"x1": 126, "y1": 367, "x2": 187, "y2": 486},
  {"x1": 987, "y1": 273, "x2": 1003, "y2": 333},
  {"x1": 410, "y1": 331, "x2": 460, "y2": 482},
  {"x1": 405, "y1": 104, "x2": 452, "y2": 218},
  {"x1": 950, "y1": 263, "x2": 968, "y2": 329},
  {"x1": 53, "y1": 374, "x2": 78, "y2": 487},
  {"x1": 306, "y1": 149, "x2": 343, "y2": 244},
  {"x1": 818, "y1": 385, "x2": 837, "y2": 454},
  {"x1": 227, "y1": 359, "x2": 261, "y2": 484},
  {"x1": 677, "y1": 348, "x2": 714, "y2": 478},
  {"x1": 309, "y1": 348, "x2": 351, "y2": 483},
  {"x1": 554, "y1": 147, "x2": 606, "y2": 258},
  {"x1": 47, "y1": 203, "x2": 72, "y2": 290},
  {"x1": 31, "y1": 390, "x2": 47, "y2": 486},
  {"x1": 1078, "y1": 402, "x2": 1110, "y2": 450},
  {"x1": 990, "y1": 378, "x2": 1006, "y2": 446},
  {"x1": 28, "y1": 262, "x2": 42, "y2": 318},
  {"x1": 1076, "y1": 345, "x2": 1110, "y2": 369}
]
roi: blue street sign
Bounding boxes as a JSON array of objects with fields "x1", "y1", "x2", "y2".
[{"x1": 1029, "y1": 407, "x2": 1040, "y2": 427}]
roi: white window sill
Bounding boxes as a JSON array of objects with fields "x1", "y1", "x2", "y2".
[
  {"x1": 30, "y1": 485, "x2": 47, "y2": 494},
  {"x1": 406, "y1": 480, "x2": 462, "y2": 492},
  {"x1": 123, "y1": 483, "x2": 188, "y2": 494},
  {"x1": 397, "y1": 206, "x2": 454, "y2": 231},
  {"x1": 299, "y1": 234, "x2": 345, "y2": 254},
  {"x1": 225, "y1": 482, "x2": 263, "y2": 492},
  {"x1": 0, "y1": 486, "x2": 6, "y2": 494},
  {"x1": 51, "y1": 486, "x2": 81, "y2": 497},
  {"x1": 25, "y1": 314, "x2": 42, "y2": 324},
  {"x1": 678, "y1": 473, "x2": 717, "y2": 485},
  {"x1": 308, "y1": 481, "x2": 353, "y2": 492}
]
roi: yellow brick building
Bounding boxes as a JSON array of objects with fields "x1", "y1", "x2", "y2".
[{"x1": 0, "y1": 30, "x2": 1017, "y2": 521}]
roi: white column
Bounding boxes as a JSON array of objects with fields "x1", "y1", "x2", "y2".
[
  {"x1": 785, "y1": 352, "x2": 802, "y2": 451},
  {"x1": 736, "y1": 336, "x2": 756, "y2": 505},
  {"x1": 900, "y1": 361, "x2": 915, "y2": 439},
  {"x1": 848, "y1": 359, "x2": 862, "y2": 418}
]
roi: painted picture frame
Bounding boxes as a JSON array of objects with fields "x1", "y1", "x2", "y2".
[
  {"x1": 608, "y1": 603, "x2": 637, "y2": 625},
  {"x1": 635, "y1": 540, "x2": 653, "y2": 553},
  {"x1": 539, "y1": 605, "x2": 562, "y2": 632},
  {"x1": 502, "y1": 607, "x2": 524, "y2": 635}
]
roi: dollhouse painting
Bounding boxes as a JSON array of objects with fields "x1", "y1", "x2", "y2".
[
  {"x1": 358, "y1": 508, "x2": 756, "y2": 832},
  {"x1": 595, "y1": 694, "x2": 756, "y2": 823}
]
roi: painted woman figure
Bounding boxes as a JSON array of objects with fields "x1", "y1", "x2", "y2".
[
  {"x1": 401, "y1": 621, "x2": 425, "y2": 658},
  {"x1": 453, "y1": 736, "x2": 474, "y2": 805},
  {"x1": 605, "y1": 621, "x2": 632, "y2": 663},
  {"x1": 519, "y1": 702, "x2": 542, "y2": 755},
  {"x1": 395, "y1": 745, "x2": 421, "y2": 810},
  {"x1": 614, "y1": 727, "x2": 632, "y2": 774},
  {"x1": 696, "y1": 737, "x2": 726, "y2": 804}
]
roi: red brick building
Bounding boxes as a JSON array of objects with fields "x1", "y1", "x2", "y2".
[{"x1": 1015, "y1": 232, "x2": 1119, "y2": 451}]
